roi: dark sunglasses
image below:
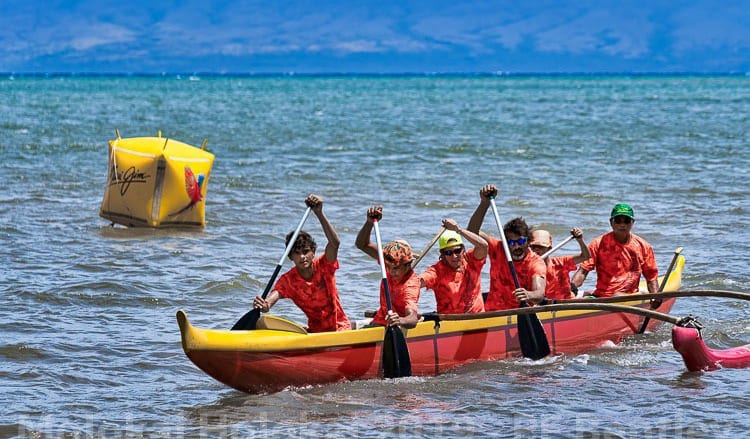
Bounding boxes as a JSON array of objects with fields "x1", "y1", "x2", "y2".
[
  {"x1": 441, "y1": 246, "x2": 464, "y2": 257},
  {"x1": 507, "y1": 237, "x2": 528, "y2": 247},
  {"x1": 613, "y1": 216, "x2": 633, "y2": 224}
]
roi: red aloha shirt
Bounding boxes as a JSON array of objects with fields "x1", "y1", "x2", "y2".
[
  {"x1": 420, "y1": 248, "x2": 486, "y2": 314},
  {"x1": 580, "y1": 232, "x2": 658, "y2": 297},
  {"x1": 484, "y1": 236, "x2": 547, "y2": 311},
  {"x1": 372, "y1": 269, "x2": 421, "y2": 326},
  {"x1": 273, "y1": 255, "x2": 351, "y2": 332},
  {"x1": 545, "y1": 255, "x2": 578, "y2": 300}
]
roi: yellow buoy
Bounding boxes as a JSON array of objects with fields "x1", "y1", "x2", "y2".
[{"x1": 99, "y1": 131, "x2": 215, "y2": 228}]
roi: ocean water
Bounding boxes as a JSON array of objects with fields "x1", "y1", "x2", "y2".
[{"x1": 1, "y1": 74, "x2": 749, "y2": 438}]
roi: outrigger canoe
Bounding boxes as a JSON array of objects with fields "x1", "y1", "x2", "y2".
[{"x1": 177, "y1": 255, "x2": 697, "y2": 394}]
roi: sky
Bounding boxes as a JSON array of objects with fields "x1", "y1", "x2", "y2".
[{"x1": 1, "y1": 0, "x2": 749, "y2": 74}]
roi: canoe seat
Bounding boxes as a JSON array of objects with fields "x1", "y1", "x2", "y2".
[{"x1": 257, "y1": 315, "x2": 308, "y2": 334}]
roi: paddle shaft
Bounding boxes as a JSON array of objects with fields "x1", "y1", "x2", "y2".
[
  {"x1": 637, "y1": 247, "x2": 683, "y2": 333},
  {"x1": 540, "y1": 235, "x2": 575, "y2": 259},
  {"x1": 230, "y1": 206, "x2": 311, "y2": 330},
  {"x1": 658, "y1": 247, "x2": 683, "y2": 293},
  {"x1": 411, "y1": 228, "x2": 445, "y2": 270},
  {"x1": 488, "y1": 198, "x2": 521, "y2": 289},
  {"x1": 488, "y1": 196, "x2": 550, "y2": 360},
  {"x1": 260, "y1": 207, "x2": 312, "y2": 299},
  {"x1": 373, "y1": 218, "x2": 412, "y2": 378},
  {"x1": 373, "y1": 219, "x2": 394, "y2": 310}
]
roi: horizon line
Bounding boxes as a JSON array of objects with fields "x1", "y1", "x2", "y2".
[{"x1": 3, "y1": 71, "x2": 750, "y2": 78}]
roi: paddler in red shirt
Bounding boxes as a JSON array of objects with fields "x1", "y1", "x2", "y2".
[
  {"x1": 355, "y1": 205, "x2": 420, "y2": 328},
  {"x1": 529, "y1": 228, "x2": 590, "y2": 300},
  {"x1": 419, "y1": 218, "x2": 487, "y2": 314},
  {"x1": 467, "y1": 184, "x2": 547, "y2": 310},
  {"x1": 252, "y1": 194, "x2": 351, "y2": 332},
  {"x1": 572, "y1": 203, "x2": 659, "y2": 297}
]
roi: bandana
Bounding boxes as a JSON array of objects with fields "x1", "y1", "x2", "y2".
[{"x1": 383, "y1": 239, "x2": 413, "y2": 264}]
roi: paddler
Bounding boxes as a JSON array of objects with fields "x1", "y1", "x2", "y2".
[
  {"x1": 571, "y1": 203, "x2": 659, "y2": 297},
  {"x1": 467, "y1": 184, "x2": 547, "y2": 310},
  {"x1": 252, "y1": 194, "x2": 351, "y2": 332},
  {"x1": 419, "y1": 218, "x2": 488, "y2": 314},
  {"x1": 355, "y1": 205, "x2": 420, "y2": 328},
  {"x1": 529, "y1": 228, "x2": 590, "y2": 300}
]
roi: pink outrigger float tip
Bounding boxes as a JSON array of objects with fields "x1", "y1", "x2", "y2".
[{"x1": 672, "y1": 326, "x2": 750, "y2": 371}]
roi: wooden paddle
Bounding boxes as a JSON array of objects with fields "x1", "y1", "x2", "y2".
[
  {"x1": 359, "y1": 228, "x2": 445, "y2": 320},
  {"x1": 488, "y1": 197, "x2": 551, "y2": 360},
  {"x1": 540, "y1": 235, "x2": 575, "y2": 259},
  {"x1": 411, "y1": 227, "x2": 446, "y2": 270},
  {"x1": 231, "y1": 206, "x2": 312, "y2": 330},
  {"x1": 637, "y1": 247, "x2": 683, "y2": 334},
  {"x1": 373, "y1": 218, "x2": 412, "y2": 378}
]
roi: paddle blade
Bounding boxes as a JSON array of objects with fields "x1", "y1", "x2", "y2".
[
  {"x1": 231, "y1": 308, "x2": 261, "y2": 331},
  {"x1": 382, "y1": 326, "x2": 412, "y2": 378},
  {"x1": 517, "y1": 314, "x2": 551, "y2": 360}
]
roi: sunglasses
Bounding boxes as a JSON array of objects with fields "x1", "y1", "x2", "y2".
[
  {"x1": 441, "y1": 246, "x2": 464, "y2": 257},
  {"x1": 612, "y1": 217, "x2": 633, "y2": 224},
  {"x1": 507, "y1": 237, "x2": 528, "y2": 247}
]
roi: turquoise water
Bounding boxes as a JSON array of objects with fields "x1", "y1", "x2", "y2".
[{"x1": 1, "y1": 75, "x2": 749, "y2": 437}]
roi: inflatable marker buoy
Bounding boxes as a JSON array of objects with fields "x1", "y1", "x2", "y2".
[{"x1": 99, "y1": 131, "x2": 215, "y2": 228}]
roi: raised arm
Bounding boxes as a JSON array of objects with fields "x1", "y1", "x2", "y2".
[
  {"x1": 570, "y1": 227, "x2": 591, "y2": 264},
  {"x1": 467, "y1": 184, "x2": 497, "y2": 235},
  {"x1": 306, "y1": 194, "x2": 340, "y2": 262},
  {"x1": 355, "y1": 205, "x2": 382, "y2": 261}
]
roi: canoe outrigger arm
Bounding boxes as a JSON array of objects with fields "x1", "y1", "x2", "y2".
[{"x1": 421, "y1": 302, "x2": 705, "y2": 334}]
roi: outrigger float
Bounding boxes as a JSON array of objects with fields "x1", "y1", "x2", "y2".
[{"x1": 177, "y1": 253, "x2": 750, "y2": 394}]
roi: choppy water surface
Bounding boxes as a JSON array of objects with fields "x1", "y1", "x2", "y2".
[{"x1": 1, "y1": 75, "x2": 749, "y2": 437}]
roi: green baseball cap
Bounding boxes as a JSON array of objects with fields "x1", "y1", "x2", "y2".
[
  {"x1": 610, "y1": 203, "x2": 635, "y2": 219},
  {"x1": 438, "y1": 231, "x2": 464, "y2": 250}
]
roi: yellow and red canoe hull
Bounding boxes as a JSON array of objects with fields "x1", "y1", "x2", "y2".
[{"x1": 177, "y1": 256, "x2": 684, "y2": 394}]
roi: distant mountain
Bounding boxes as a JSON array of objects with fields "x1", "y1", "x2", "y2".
[{"x1": 1, "y1": 1, "x2": 748, "y2": 73}]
